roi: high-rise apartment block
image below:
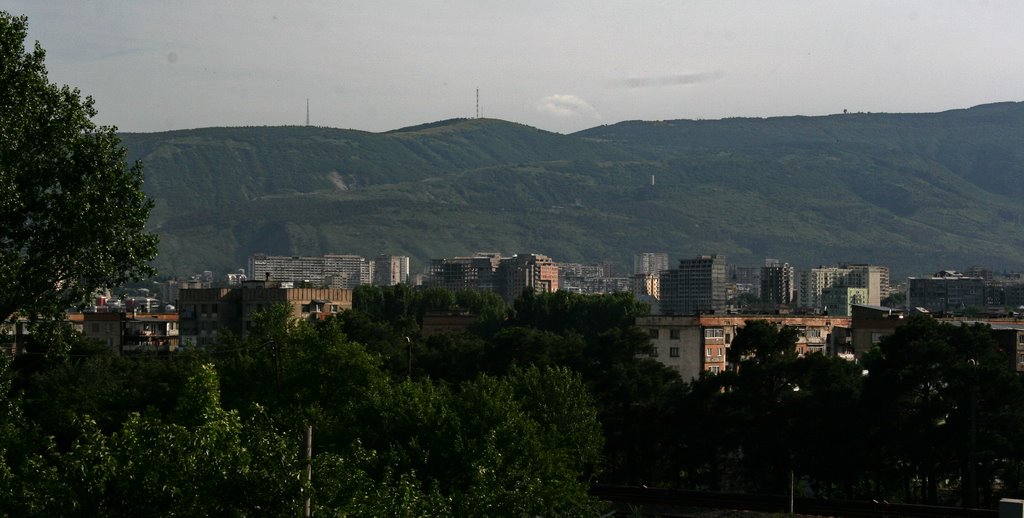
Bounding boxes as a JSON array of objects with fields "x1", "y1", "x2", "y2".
[
  {"x1": 497, "y1": 253, "x2": 559, "y2": 303},
  {"x1": 798, "y1": 263, "x2": 890, "y2": 310},
  {"x1": 427, "y1": 253, "x2": 503, "y2": 292},
  {"x1": 248, "y1": 254, "x2": 372, "y2": 289},
  {"x1": 427, "y1": 252, "x2": 559, "y2": 302},
  {"x1": 372, "y1": 255, "x2": 410, "y2": 286},
  {"x1": 907, "y1": 271, "x2": 985, "y2": 313},
  {"x1": 659, "y1": 255, "x2": 727, "y2": 315},
  {"x1": 761, "y1": 259, "x2": 795, "y2": 306},
  {"x1": 634, "y1": 252, "x2": 670, "y2": 275}
]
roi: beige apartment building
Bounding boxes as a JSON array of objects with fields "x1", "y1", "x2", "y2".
[
  {"x1": 636, "y1": 314, "x2": 852, "y2": 380},
  {"x1": 178, "y1": 280, "x2": 352, "y2": 346}
]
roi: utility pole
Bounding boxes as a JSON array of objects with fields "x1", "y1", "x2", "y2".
[{"x1": 304, "y1": 425, "x2": 313, "y2": 517}]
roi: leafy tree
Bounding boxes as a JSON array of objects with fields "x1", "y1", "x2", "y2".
[
  {"x1": 861, "y1": 316, "x2": 1024, "y2": 506},
  {"x1": 0, "y1": 12, "x2": 158, "y2": 322}
]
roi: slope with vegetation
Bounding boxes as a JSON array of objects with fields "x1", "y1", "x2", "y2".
[{"x1": 122, "y1": 102, "x2": 1024, "y2": 277}]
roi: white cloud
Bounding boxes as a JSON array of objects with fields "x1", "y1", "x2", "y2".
[{"x1": 534, "y1": 94, "x2": 600, "y2": 119}]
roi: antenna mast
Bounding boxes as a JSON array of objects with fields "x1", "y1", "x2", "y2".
[
  {"x1": 476, "y1": 88, "x2": 479, "y2": 119},
  {"x1": 306, "y1": 98, "x2": 310, "y2": 126}
]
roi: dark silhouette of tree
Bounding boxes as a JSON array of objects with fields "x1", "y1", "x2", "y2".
[{"x1": 0, "y1": 12, "x2": 158, "y2": 322}]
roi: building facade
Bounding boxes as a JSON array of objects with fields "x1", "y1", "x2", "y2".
[
  {"x1": 634, "y1": 252, "x2": 670, "y2": 276},
  {"x1": 907, "y1": 271, "x2": 986, "y2": 313},
  {"x1": 178, "y1": 281, "x2": 353, "y2": 346},
  {"x1": 248, "y1": 253, "x2": 372, "y2": 289},
  {"x1": 372, "y1": 255, "x2": 410, "y2": 286},
  {"x1": 659, "y1": 255, "x2": 727, "y2": 315},
  {"x1": 636, "y1": 314, "x2": 852, "y2": 380},
  {"x1": 761, "y1": 260, "x2": 795, "y2": 306}
]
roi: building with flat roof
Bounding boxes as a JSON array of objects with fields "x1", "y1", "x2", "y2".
[
  {"x1": 634, "y1": 252, "x2": 669, "y2": 275},
  {"x1": 178, "y1": 280, "x2": 352, "y2": 346},
  {"x1": 761, "y1": 260, "x2": 795, "y2": 307},
  {"x1": 908, "y1": 271, "x2": 985, "y2": 313},
  {"x1": 636, "y1": 314, "x2": 851, "y2": 380},
  {"x1": 497, "y1": 253, "x2": 559, "y2": 303},
  {"x1": 373, "y1": 255, "x2": 410, "y2": 286},
  {"x1": 248, "y1": 253, "x2": 371, "y2": 289},
  {"x1": 659, "y1": 255, "x2": 727, "y2": 315}
]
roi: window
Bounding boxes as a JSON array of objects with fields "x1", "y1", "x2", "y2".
[
  {"x1": 211, "y1": 304, "x2": 218, "y2": 315},
  {"x1": 807, "y1": 328, "x2": 821, "y2": 338},
  {"x1": 650, "y1": 347, "x2": 659, "y2": 357},
  {"x1": 669, "y1": 329, "x2": 681, "y2": 340},
  {"x1": 706, "y1": 347, "x2": 713, "y2": 357},
  {"x1": 725, "y1": 333, "x2": 731, "y2": 343},
  {"x1": 331, "y1": 304, "x2": 339, "y2": 312},
  {"x1": 648, "y1": 329, "x2": 659, "y2": 339},
  {"x1": 301, "y1": 304, "x2": 310, "y2": 313},
  {"x1": 670, "y1": 347, "x2": 680, "y2": 357},
  {"x1": 704, "y1": 327, "x2": 724, "y2": 339},
  {"x1": 710, "y1": 365, "x2": 721, "y2": 374},
  {"x1": 200, "y1": 304, "x2": 207, "y2": 315}
]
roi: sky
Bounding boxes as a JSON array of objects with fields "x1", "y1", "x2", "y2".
[{"x1": 8, "y1": 1, "x2": 1024, "y2": 134}]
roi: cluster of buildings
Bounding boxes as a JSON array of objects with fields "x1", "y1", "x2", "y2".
[{"x1": 5, "y1": 251, "x2": 1024, "y2": 378}]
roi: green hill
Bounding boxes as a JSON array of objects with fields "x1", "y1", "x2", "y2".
[{"x1": 120, "y1": 102, "x2": 1024, "y2": 279}]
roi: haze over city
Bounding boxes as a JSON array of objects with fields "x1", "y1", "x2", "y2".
[{"x1": 11, "y1": 1, "x2": 1024, "y2": 134}]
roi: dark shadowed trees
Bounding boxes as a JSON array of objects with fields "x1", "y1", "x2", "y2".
[{"x1": 0, "y1": 12, "x2": 158, "y2": 322}]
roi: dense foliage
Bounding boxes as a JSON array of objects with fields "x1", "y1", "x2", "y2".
[
  {"x1": 3, "y1": 288, "x2": 1022, "y2": 514},
  {"x1": 0, "y1": 12, "x2": 158, "y2": 322}
]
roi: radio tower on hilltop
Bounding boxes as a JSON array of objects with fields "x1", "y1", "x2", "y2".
[
  {"x1": 476, "y1": 88, "x2": 480, "y2": 119},
  {"x1": 305, "y1": 98, "x2": 310, "y2": 126}
]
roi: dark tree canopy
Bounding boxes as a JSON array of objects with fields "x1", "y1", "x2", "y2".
[{"x1": 0, "y1": 12, "x2": 158, "y2": 322}]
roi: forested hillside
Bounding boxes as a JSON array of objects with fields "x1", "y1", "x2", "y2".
[{"x1": 121, "y1": 102, "x2": 1024, "y2": 277}]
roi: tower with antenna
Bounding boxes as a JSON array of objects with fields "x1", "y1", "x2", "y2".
[
  {"x1": 305, "y1": 98, "x2": 310, "y2": 126},
  {"x1": 476, "y1": 88, "x2": 479, "y2": 119}
]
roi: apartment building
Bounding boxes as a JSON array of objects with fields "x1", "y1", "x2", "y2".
[
  {"x1": 634, "y1": 252, "x2": 670, "y2": 276},
  {"x1": 178, "y1": 280, "x2": 353, "y2": 346},
  {"x1": 248, "y1": 253, "x2": 372, "y2": 289},
  {"x1": 798, "y1": 264, "x2": 890, "y2": 310},
  {"x1": 497, "y1": 253, "x2": 559, "y2": 303},
  {"x1": 427, "y1": 253, "x2": 503, "y2": 292},
  {"x1": 761, "y1": 259, "x2": 795, "y2": 306},
  {"x1": 373, "y1": 255, "x2": 410, "y2": 286},
  {"x1": 659, "y1": 255, "x2": 727, "y2": 315},
  {"x1": 636, "y1": 314, "x2": 851, "y2": 380},
  {"x1": 907, "y1": 271, "x2": 985, "y2": 313}
]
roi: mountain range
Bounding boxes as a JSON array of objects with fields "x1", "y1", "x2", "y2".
[{"x1": 120, "y1": 101, "x2": 1024, "y2": 280}]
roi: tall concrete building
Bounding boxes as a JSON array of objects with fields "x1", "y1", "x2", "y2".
[
  {"x1": 907, "y1": 271, "x2": 985, "y2": 313},
  {"x1": 798, "y1": 263, "x2": 890, "y2": 310},
  {"x1": 659, "y1": 255, "x2": 727, "y2": 315},
  {"x1": 372, "y1": 255, "x2": 410, "y2": 286},
  {"x1": 248, "y1": 253, "x2": 371, "y2": 289},
  {"x1": 761, "y1": 259, "x2": 795, "y2": 306},
  {"x1": 498, "y1": 253, "x2": 559, "y2": 303},
  {"x1": 427, "y1": 252, "x2": 503, "y2": 292},
  {"x1": 845, "y1": 264, "x2": 890, "y2": 305},
  {"x1": 821, "y1": 286, "x2": 868, "y2": 316},
  {"x1": 634, "y1": 252, "x2": 670, "y2": 275},
  {"x1": 799, "y1": 266, "x2": 853, "y2": 310}
]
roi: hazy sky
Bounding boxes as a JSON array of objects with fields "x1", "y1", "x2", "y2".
[{"x1": 8, "y1": 1, "x2": 1024, "y2": 134}]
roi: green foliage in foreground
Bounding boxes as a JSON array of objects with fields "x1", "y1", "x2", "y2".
[{"x1": 3, "y1": 288, "x2": 1024, "y2": 513}]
